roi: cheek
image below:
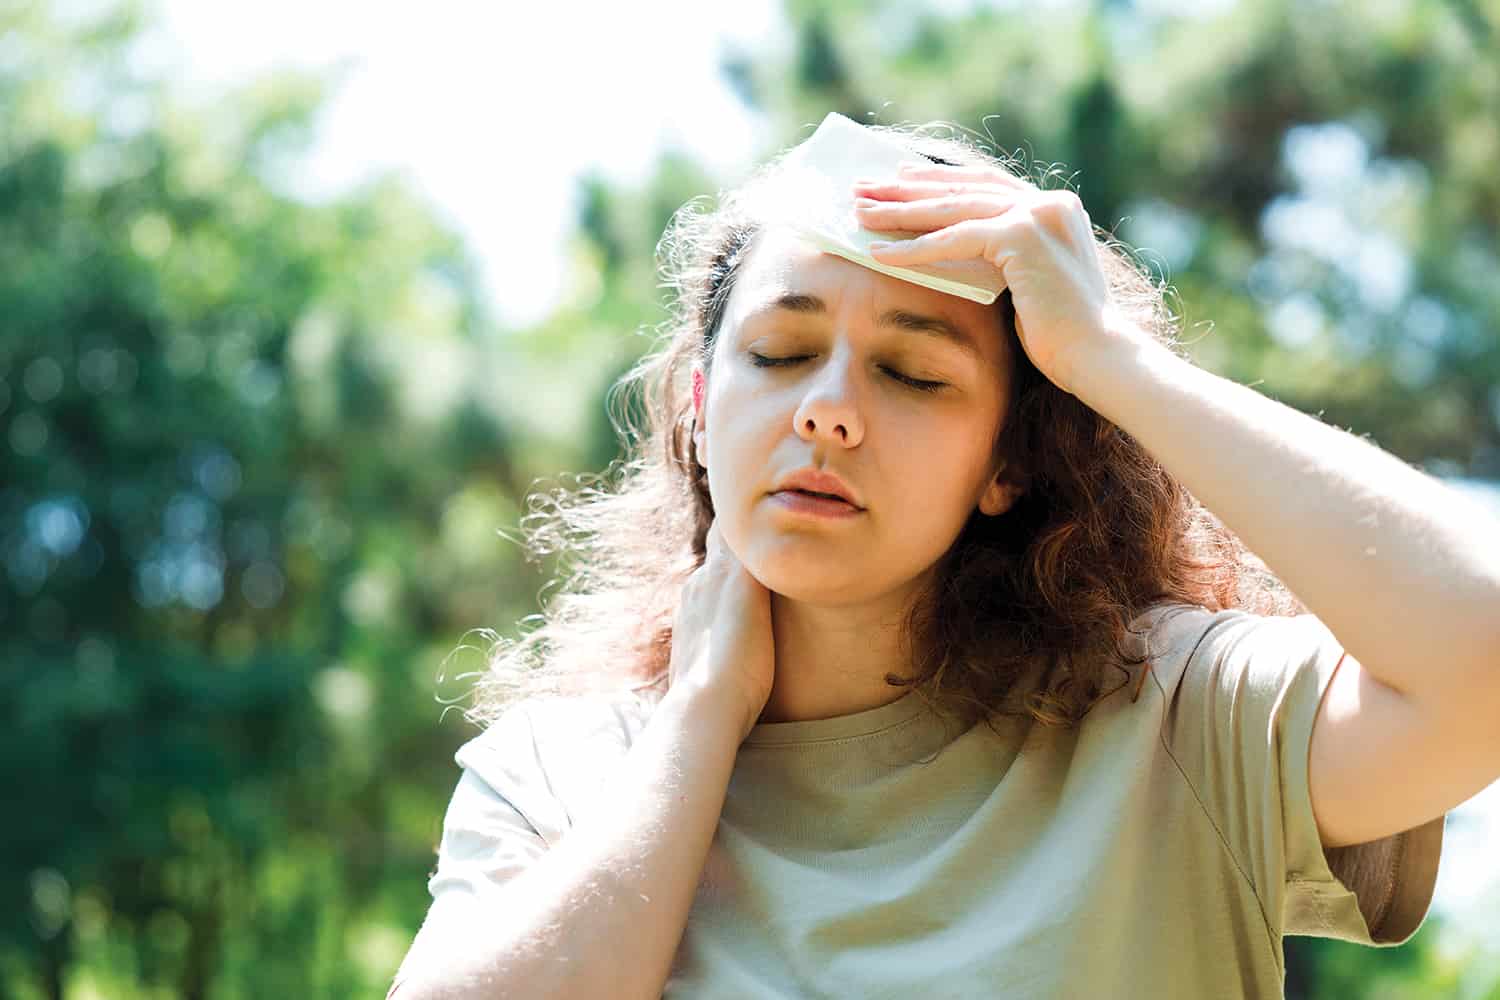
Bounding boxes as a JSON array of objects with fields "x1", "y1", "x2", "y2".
[
  {"x1": 899, "y1": 415, "x2": 1000, "y2": 499},
  {"x1": 710, "y1": 384, "x2": 781, "y2": 448},
  {"x1": 703, "y1": 394, "x2": 773, "y2": 499},
  {"x1": 905, "y1": 410, "x2": 988, "y2": 461}
]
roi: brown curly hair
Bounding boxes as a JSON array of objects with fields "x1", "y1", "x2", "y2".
[{"x1": 465, "y1": 119, "x2": 1306, "y2": 736}]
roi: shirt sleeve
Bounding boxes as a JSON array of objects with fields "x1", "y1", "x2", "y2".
[
  {"x1": 424, "y1": 766, "x2": 552, "y2": 903},
  {"x1": 388, "y1": 703, "x2": 560, "y2": 996},
  {"x1": 387, "y1": 692, "x2": 655, "y2": 996},
  {"x1": 1156, "y1": 607, "x2": 1445, "y2": 946}
]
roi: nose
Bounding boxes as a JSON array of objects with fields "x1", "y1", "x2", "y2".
[{"x1": 792, "y1": 352, "x2": 864, "y2": 447}]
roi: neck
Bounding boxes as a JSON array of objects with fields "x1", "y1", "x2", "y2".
[{"x1": 756, "y1": 583, "x2": 923, "y2": 724}]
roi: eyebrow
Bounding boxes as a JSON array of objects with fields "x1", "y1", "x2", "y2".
[{"x1": 748, "y1": 292, "x2": 983, "y2": 360}]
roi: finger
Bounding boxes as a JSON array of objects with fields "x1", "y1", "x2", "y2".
[
  {"x1": 894, "y1": 161, "x2": 1032, "y2": 190},
  {"x1": 851, "y1": 177, "x2": 1018, "y2": 202},
  {"x1": 706, "y1": 519, "x2": 730, "y2": 565},
  {"x1": 854, "y1": 191, "x2": 1021, "y2": 232},
  {"x1": 867, "y1": 216, "x2": 1018, "y2": 268}
]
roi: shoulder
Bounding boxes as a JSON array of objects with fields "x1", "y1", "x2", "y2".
[
  {"x1": 1126, "y1": 601, "x2": 1335, "y2": 696},
  {"x1": 454, "y1": 689, "x2": 657, "y2": 838},
  {"x1": 467, "y1": 688, "x2": 651, "y2": 745}
]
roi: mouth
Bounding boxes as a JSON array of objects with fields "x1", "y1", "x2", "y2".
[{"x1": 771, "y1": 489, "x2": 865, "y2": 518}]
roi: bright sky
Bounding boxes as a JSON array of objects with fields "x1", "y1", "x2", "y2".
[
  {"x1": 135, "y1": 0, "x2": 1499, "y2": 945},
  {"x1": 143, "y1": 0, "x2": 783, "y2": 328}
]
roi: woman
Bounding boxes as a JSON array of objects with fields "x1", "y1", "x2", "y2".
[{"x1": 390, "y1": 116, "x2": 1498, "y2": 998}]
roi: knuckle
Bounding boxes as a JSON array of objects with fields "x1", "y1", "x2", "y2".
[{"x1": 1042, "y1": 190, "x2": 1083, "y2": 216}]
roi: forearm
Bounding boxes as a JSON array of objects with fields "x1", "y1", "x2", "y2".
[
  {"x1": 400, "y1": 683, "x2": 742, "y2": 1000},
  {"x1": 1068, "y1": 331, "x2": 1500, "y2": 701}
]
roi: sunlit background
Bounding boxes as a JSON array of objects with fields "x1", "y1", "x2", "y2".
[{"x1": 4, "y1": 0, "x2": 1499, "y2": 996}]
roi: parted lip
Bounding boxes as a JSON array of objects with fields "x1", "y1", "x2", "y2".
[{"x1": 772, "y1": 468, "x2": 863, "y2": 509}]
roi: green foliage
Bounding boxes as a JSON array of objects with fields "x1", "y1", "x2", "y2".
[
  {"x1": 2, "y1": 0, "x2": 1497, "y2": 995},
  {"x1": 0, "y1": 3, "x2": 541, "y2": 995}
]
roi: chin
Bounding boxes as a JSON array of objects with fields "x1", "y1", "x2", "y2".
[{"x1": 750, "y1": 551, "x2": 876, "y2": 604}]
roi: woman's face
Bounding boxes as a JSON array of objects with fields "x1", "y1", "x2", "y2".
[{"x1": 693, "y1": 226, "x2": 1021, "y2": 606}]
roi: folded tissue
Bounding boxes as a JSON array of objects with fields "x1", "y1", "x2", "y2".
[{"x1": 768, "y1": 112, "x2": 1009, "y2": 306}]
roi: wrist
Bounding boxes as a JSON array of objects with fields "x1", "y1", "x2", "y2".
[
  {"x1": 664, "y1": 678, "x2": 760, "y2": 745},
  {"x1": 1063, "y1": 317, "x2": 1177, "y2": 407}
]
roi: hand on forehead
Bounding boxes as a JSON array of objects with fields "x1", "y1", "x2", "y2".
[{"x1": 724, "y1": 226, "x2": 1007, "y2": 366}]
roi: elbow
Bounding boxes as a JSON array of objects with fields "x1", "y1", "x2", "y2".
[
  {"x1": 386, "y1": 974, "x2": 443, "y2": 1000},
  {"x1": 384, "y1": 975, "x2": 489, "y2": 1000},
  {"x1": 384, "y1": 969, "x2": 490, "y2": 1000},
  {"x1": 389, "y1": 966, "x2": 622, "y2": 1000}
]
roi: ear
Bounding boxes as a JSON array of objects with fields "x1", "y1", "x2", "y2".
[
  {"x1": 978, "y1": 460, "x2": 1025, "y2": 516},
  {"x1": 691, "y1": 367, "x2": 707, "y2": 464}
]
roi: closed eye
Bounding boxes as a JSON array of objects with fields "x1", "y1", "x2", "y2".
[{"x1": 747, "y1": 353, "x2": 947, "y2": 393}]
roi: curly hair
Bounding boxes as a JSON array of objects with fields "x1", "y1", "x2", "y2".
[{"x1": 465, "y1": 120, "x2": 1306, "y2": 736}]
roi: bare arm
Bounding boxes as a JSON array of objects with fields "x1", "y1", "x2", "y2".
[
  {"x1": 393, "y1": 681, "x2": 748, "y2": 1000},
  {"x1": 1066, "y1": 331, "x2": 1500, "y2": 705},
  {"x1": 1067, "y1": 332, "x2": 1500, "y2": 848}
]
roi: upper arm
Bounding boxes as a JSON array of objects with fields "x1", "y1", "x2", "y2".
[
  {"x1": 1156, "y1": 607, "x2": 1448, "y2": 941},
  {"x1": 388, "y1": 894, "x2": 486, "y2": 998},
  {"x1": 390, "y1": 762, "x2": 554, "y2": 995},
  {"x1": 1309, "y1": 649, "x2": 1500, "y2": 848},
  {"x1": 387, "y1": 695, "x2": 638, "y2": 994}
]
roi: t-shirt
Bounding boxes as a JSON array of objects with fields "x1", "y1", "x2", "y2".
[{"x1": 395, "y1": 603, "x2": 1446, "y2": 998}]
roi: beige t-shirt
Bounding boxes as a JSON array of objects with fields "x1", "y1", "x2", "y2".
[{"x1": 399, "y1": 603, "x2": 1446, "y2": 998}]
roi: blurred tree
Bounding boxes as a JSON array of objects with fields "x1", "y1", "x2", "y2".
[{"x1": 0, "y1": 2, "x2": 545, "y2": 996}]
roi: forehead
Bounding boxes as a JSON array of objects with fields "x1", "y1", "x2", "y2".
[{"x1": 728, "y1": 226, "x2": 1008, "y2": 362}]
